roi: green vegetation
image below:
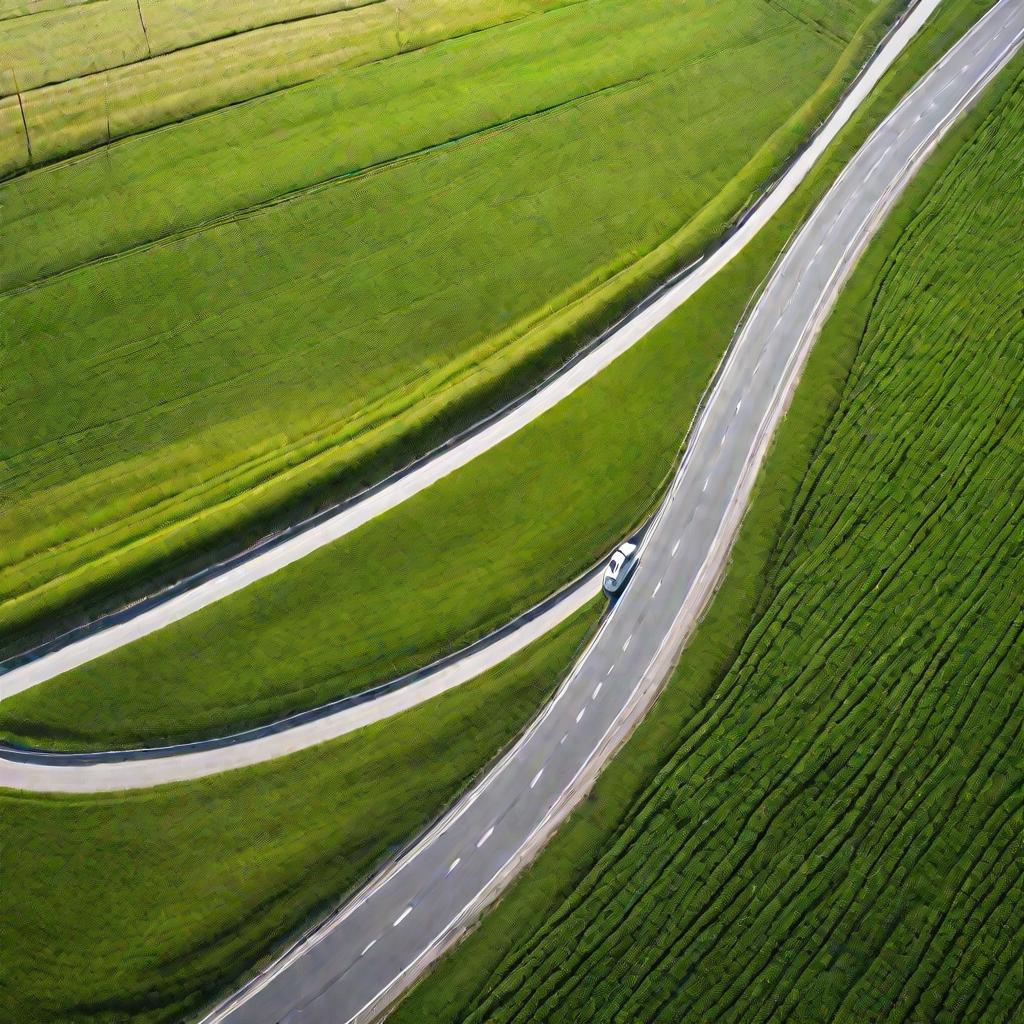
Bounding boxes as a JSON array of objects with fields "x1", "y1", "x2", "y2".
[
  {"x1": 0, "y1": 0, "x2": 901, "y2": 653},
  {"x1": 395, "y1": 44, "x2": 1024, "y2": 1024},
  {"x1": 0, "y1": 0, "x2": 568, "y2": 175},
  {"x1": 0, "y1": 599, "x2": 600, "y2": 1024}
]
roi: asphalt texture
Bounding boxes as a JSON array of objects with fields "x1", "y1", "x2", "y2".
[
  {"x1": 188, "y1": 3, "x2": 1024, "y2": 1021},
  {"x1": 0, "y1": 0, "x2": 950, "y2": 702}
]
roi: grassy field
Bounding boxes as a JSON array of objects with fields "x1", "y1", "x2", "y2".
[
  {"x1": 0, "y1": 0, "x2": 900, "y2": 654},
  {"x1": 394, "y1": 46, "x2": 1024, "y2": 1024},
  {"x1": 0, "y1": 600, "x2": 600, "y2": 1024},
  {"x1": 0, "y1": 0, "x2": 570, "y2": 175}
]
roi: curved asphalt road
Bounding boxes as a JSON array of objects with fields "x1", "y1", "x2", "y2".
[
  {"x1": 1, "y1": 0, "x2": 946, "y2": 702},
  {"x1": 0, "y1": 567, "x2": 603, "y2": 786},
  {"x1": 158, "y1": 3, "x2": 1022, "y2": 1021}
]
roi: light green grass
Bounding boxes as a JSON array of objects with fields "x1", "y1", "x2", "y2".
[
  {"x1": 0, "y1": 0, "x2": 148, "y2": 93},
  {"x1": 0, "y1": 599, "x2": 600, "y2": 1024},
  {"x1": 0, "y1": 0, "x2": 105, "y2": 20},
  {"x1": 393, "y1": 27, "x2": 1024, "y2": 1024},
  {"x1": 0, "y1": 0, "x2": 557, "y2": 173},
  {"x1": 0, "y1": 0, "x2": 898, "y2": 654}
]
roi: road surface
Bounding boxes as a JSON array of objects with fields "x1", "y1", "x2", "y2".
[
  {"x1": 1, "y1": 0, "x2": 946, "y2": 700},
  {"x1": 158, "y1": 3, "x2": 1022, "y2": 1022},
  {"x1": 0, "y1": 567, "x2": 603, "y2": 788}
]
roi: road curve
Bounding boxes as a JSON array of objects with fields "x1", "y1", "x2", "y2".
[
  {"x1": 98, "y1": 3, "x2": 1024, "y2": 1022},
  {"x1": 0, "y1": 567, "x2": 603, "y2": 785},
  {"x1": 0, "y1": 0, "x2": 945, "y2": 701}
]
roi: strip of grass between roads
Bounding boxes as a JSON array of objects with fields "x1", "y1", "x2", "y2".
[
  {"x1": 0, "y1": 599, "x2": 601, "y2": 1024},
  {"x1": 0, "y1": 0, "x2": 899, "y2": 655},
  {"x1": 391, "y1": 4, "x2": 1017, "y2": 1020}
]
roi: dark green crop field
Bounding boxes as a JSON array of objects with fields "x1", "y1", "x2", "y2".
[
  {"x1": 399, "y1": 56, "x2": 1024, "y2": 1024},
  {"x1": 0, "y1": 601, "x2": 600, "y2": 1024},
  {"x1": 0, "y1": 0, "x2": 899, "y2": 652}
]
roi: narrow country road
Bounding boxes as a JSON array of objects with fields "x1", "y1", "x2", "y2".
[
  {"x1": 0, "y1": 567, "x2": 602, "y2": 784},
  {"x1": 151, "y1": 4, "x2": 1021, "y2": 1022},
  {"x1": 0, "y1": 0, "x2": 946, "y2": 701}
]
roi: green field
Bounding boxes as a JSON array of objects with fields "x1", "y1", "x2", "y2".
[
  {"x1": 0, "y1": 600, "x2": 599, "y2": 1024},
  {"x1": 0, "y1": 0, "x2": 900, "y2": 654},
  {"x1": 0, "y1": 0, "x2": 567, "y2": 175},
  {"x1": 396, "y1": 53, "x2": 1024, "y2": 1024}
]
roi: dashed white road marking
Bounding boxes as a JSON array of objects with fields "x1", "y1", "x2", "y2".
[
  {"x1": 592, "y1": 682, "x2": 602, "y2": 700},
  {"x1": 702, "y1": 477, "x2": 710, "y2": 492},
  {"x1": 530, "y1": 768, "x2": 544, "y2": 789},
  {"x1": 672, "y1": 540, "x2": 680, "y2": 556},
  {"x1": 606, "y1": 664, "x2": 615, "y2": 675},
  {"x1": 735, "y1": 400, "x2": 742, "y2": 413},
  {"x1": 868, "y1": 144, "x2": 892, "y2": 176},
  {"x1": 476, "y1": 827, "x2": 494, "y2": 848},
  {"x1": 575, "y1": 707, "x2": 586, "y2": 724},
  {"x1": 360, "y1": 940, "x2": 377, "y2": 957},
  {"x1": 653, "y1": 579, "x2": 662, "y2": 596},
  {"x1": 622, "y1": 635, "x2": 632, "y2": 652},
  {"x1": 446, "y1": 858, "x2": 461, "y2": 875},
  {"x1": 393, "y1": 907, "x2": 412, "y2": 927},
  {"x1": 560, "y1": 732, "x2": 568, "y2": 745}
]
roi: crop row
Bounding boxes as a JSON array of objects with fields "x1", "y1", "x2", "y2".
[
  {"x1": 449, "y1": 68, "x2": 1024, "y2": 1024},
  {"x1": 0, "y1": 0, "x2": 571, "y2": 176}
]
